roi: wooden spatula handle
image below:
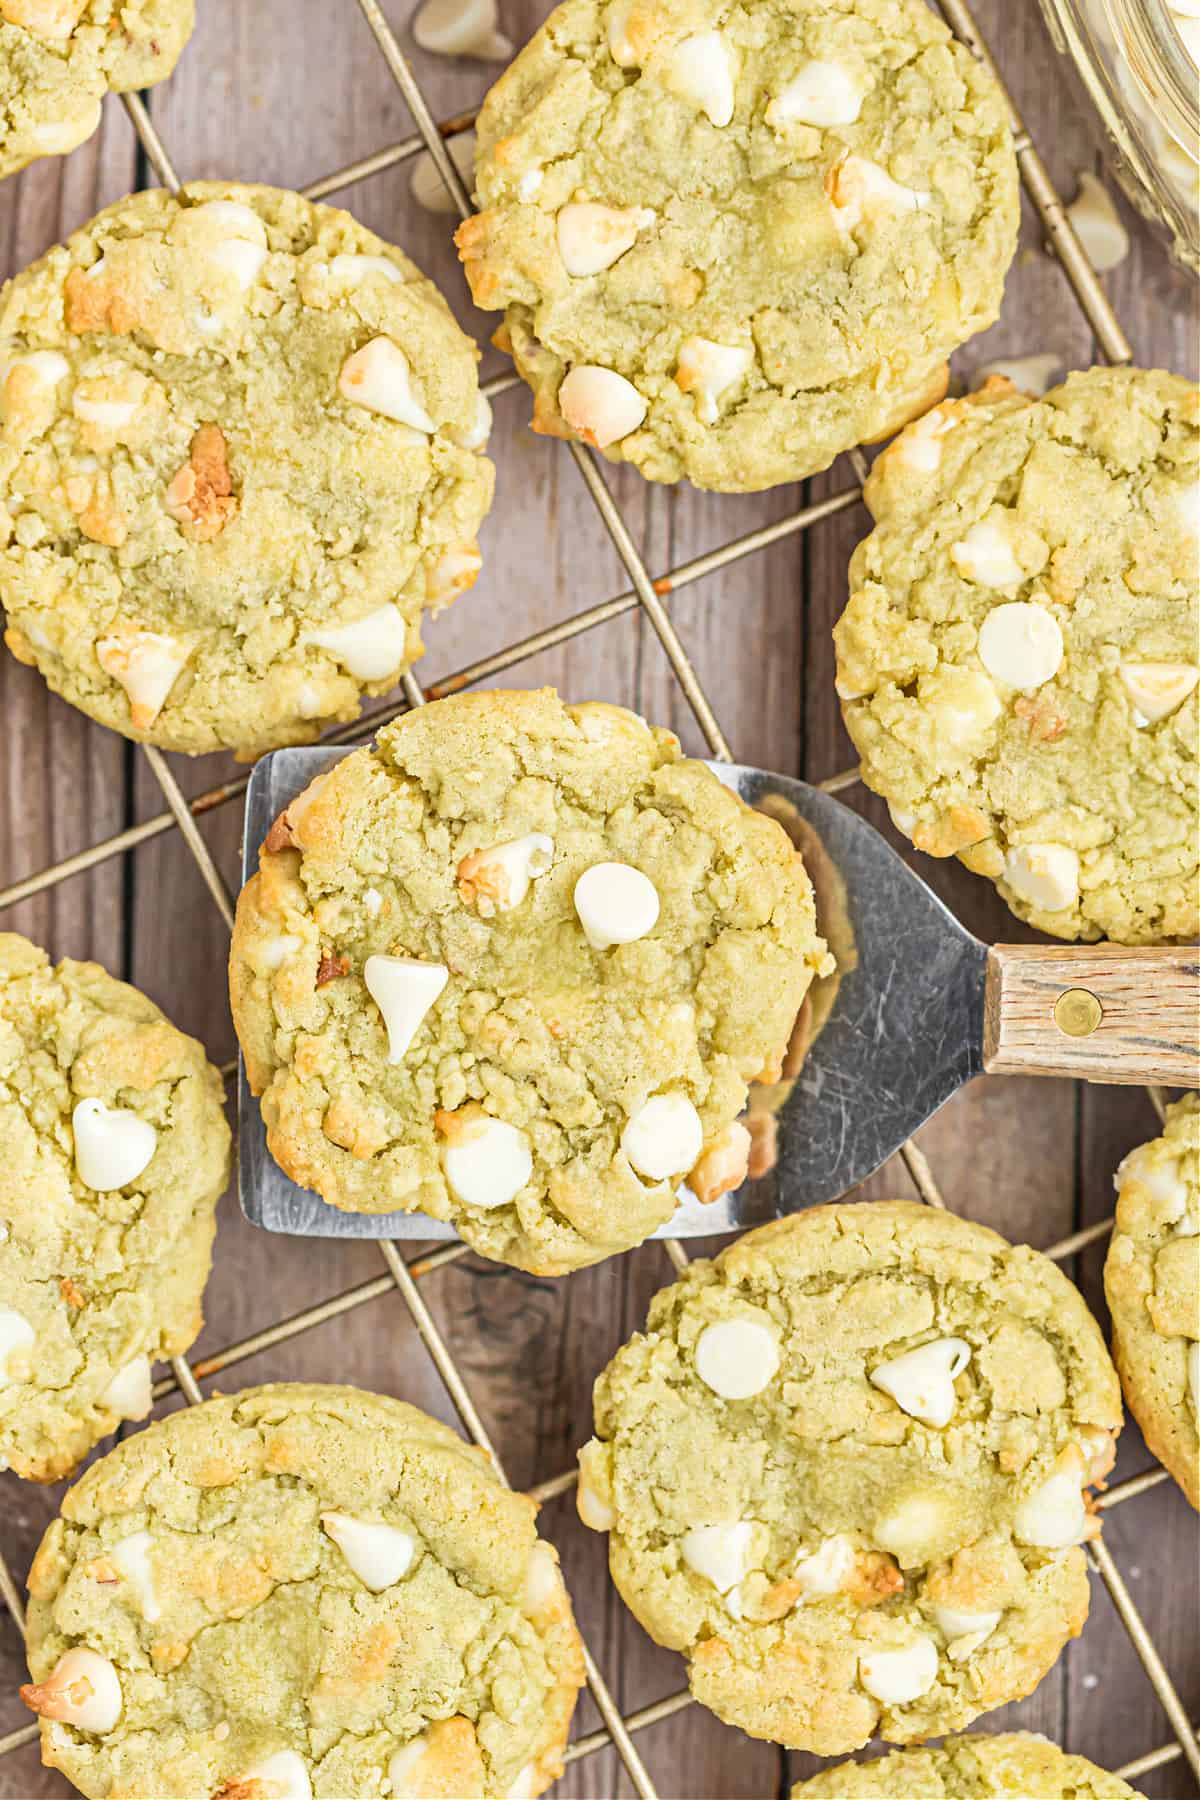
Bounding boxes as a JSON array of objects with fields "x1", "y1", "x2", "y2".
[{"x1": 983, "y1": 945, "x2": 1199, "y2": 1084}]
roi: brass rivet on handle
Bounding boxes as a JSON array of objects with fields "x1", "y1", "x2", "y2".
[{"x1": 1054, "y1": 987, "x2": 1103, "y2": 1038}]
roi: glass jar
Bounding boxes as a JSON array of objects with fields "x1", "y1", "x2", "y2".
[{"x1": 1037, "y1": 0, "x2": 1200, "y2": 274}]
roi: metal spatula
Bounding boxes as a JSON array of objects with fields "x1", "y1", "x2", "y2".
[{"x1": 238, "y1": 747, "x2": 1198, "y2": 1241}]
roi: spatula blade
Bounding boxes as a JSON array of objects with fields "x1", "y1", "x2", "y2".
[{"x1": 237, "y1": 749, "x2": 987, "y2": 1239}]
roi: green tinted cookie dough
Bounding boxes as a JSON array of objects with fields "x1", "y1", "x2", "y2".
[
  {"x1": 578, "y1": 1201, "x2": 1122, "y2": 1754},
  {"x1": 835, "y1": 367, "x2": 1199, "y2": 943},
  {"x1": 792, "y1": 1731, "x2": 1145, "y2": 1799},
  {"x1": 458, "y1": 0, "x2": 1018, "y2": 491},
  {"x1": 0, "y1": 932, "x2": 229, "y2": 1483},
  {"x1": 21, "y1": 1383, "x2": 585, "y2": 1800},
  {"x1": 0, "y1": 0, "x2": 192, "y2": 180},
  {"x1": 1105, "y1": 1092, "x2": 1199, "y2": 1509},
  {"x1": 229, "y1": 689, "x2": 829, "y2": 1274},
  {"x1": 0, "y1": 182, "x2": 494, "y2": 756}
]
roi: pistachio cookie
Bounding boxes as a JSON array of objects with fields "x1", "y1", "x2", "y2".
[
  {"x1": 1104, "y1": 1092, "x2": 1199, "y2": 1508},
  {"x1": 577, "y1": 1200, "x2": 1122, "y2": 1755},
  {"x1": 21, "y1": 1383, "x2": 585, "y2": 1800},
  {"x1": 0, "y1": 1, "x2": 192, "y2": 181},
  {"x1": 0, "y1": 932, "x2": 229, "y2": 1483},
  {"x1": 0, "y1": 183, "x2": 494, "y2": 756},
  {"x1": 456, "y1": 0, "x2": 1018, "y2": 492},
  {"x1": 835, "y1": 367, "x2": 1199, "y2": 942},
  {"x1": 230, "y1": 689, "x2": 828, "y2": 1274},
  {"x1": 792, "y1": 1732, "x2": 1144, "y2": 1799}
]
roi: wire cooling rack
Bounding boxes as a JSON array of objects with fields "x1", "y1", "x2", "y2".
[{"x1": 0, "y1": 0, "x2": 1196, "y2": 1792}]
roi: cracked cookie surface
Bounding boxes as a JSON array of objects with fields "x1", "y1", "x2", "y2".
[
  {"x1": 229, "y1": 688, "x2": 828, "y2": 1274},
  {"x1": 0, "y1": 931, "x2": 229, "y2": 1483},
  {"x1": 21, "y1": 1382, "x2": 585, "y2": 1800},
  {"x1": 578, "y1": 1200, "x2": 1122, "y2": 1754},
  {"x1": 0, "y1": 0, "x2": 191, "y2": 180},
  {"x1": 0, "y1": 182, "x2": 494, "y2": 756},
  {"x1": 834, "y1": 367, "x2": 1199, "y2": 943},
  {"x1": 1104, "y1": 1092, "x2": 1199, "y2": 1509},
  {"x1": 458, "y1": 0, "x2": 1017, "y2": 491},
  {"x1": 792, "y1": 1730, "x2": 1144, "y2": 1798}
]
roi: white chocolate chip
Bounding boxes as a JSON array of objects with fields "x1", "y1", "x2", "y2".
[
  {"x1": 1014, "y1": 1447, "x2": 1088, "y2": 1547},
  {"x1": 974, "y1": 353, "x2": 1062, "y2": 397},
  {"x1": 0, "y1": 1309, "x2": 34, "y2": 1389},
  {"x1": 1, "y1": 0, "x2": 87, "y2": 40},
  {"x1": 1066, "y1": 172, "x2": 1129, "y2": 273},
  {"x1": 663, "y1": 31, "x2": 736, "y2": 125},
  {"x1": 951, "y1": 516, "x2": 1024, "y2": 589},
  {"x1": 574, "y1": 861, "x2": 659, "y2": 949},
  {"x1": 328, "y1": 254, "x2": 403, "y2": 288},
  {"x1": 870, "y1": 1337, "x2": 972, "y2": 1428},
  {"x1": 207, "y1": 239, "x2": 268, "y2": 290},
  {"x1": 425, "y1": 543, "x2": 483, "y2": 609},
  {"x1": 977, "y1": 601, "x2": 1064, "y2": 690},
  {"x1": 192, "y1": 200, "x2": 267, "y2": 245},
  {"x1": 517, "y1": 167, "x2": 544, "y2": 201},
  {"x1": 441, "y1": 1116, "x2": 532, "y2": 1209},
  {"x1": 363, "y1": 954, "x2": 449, "y2": 1063},
  {"x1": 72, "y1": 1097, "x2": 156, "y2": 1191},
  {"x1": 858, "y1": 1635, "x2": 939, "y2": 1705},
  {"x1": 1003, "y1": 843, "x2": 1080, "y2": 914},
  {"x1": 793, "y1": 1534, "x2": 857, "y2": 1597},
  {"x1": 409, "y1": 133, "x2": 476, "y2": 213},
  {"x1": 556, "y1": 202, "x2": 655, "y2": 277},
  {"x1": 680, "y1": 1521, "x2": 754, "y2": 1592},
  {"x1": 576, "y1": 1479, "x2": 616, "y2": 1532},
  {"x1": 363, "y1": 888, "x2": 384, "y2": 918},
  {"x1": 1, "y1": 349, "x2": 70, "y2": 399},
  {"x1": 694, "y1": 1317, "x2": 780, "y2": 1399},
  {"x1": 95, "y1": 630, "x2": 191, "y2": 731},
  {"x1": 110, "y1": 1532, "x2": 161, "y2": 1623},
  {"x1": 621, "y1": 1093, "x2": 703, "y2": 1182},
  {"x1": 827, "y1": 155, "x2": 929, "y2": 233},
  {"x1": 260, "y1": 934, "x2": 304, "y2": 972},
  {"x1": 339, "y1": 337, "x2": 435, "y2": 432},
  {"x1": 919, "y1": 667, "x2": 1002, "y2": 750},
  {"x1": 452, "y1": 392, "x2": 492, "y2": 453},
  {"x1": 72, "y1": 393, "x2": 138, "y2": 432},
  {"x1": 412, "y1": 0, "x2": 512, "y2": 59},
  {"x1": 100, "y1": 1355, "x2": 153, "y2": 1421},
  {"x1": 1118, "y1": 1146, "x2": 1187, "y2": 1217},
  {"x1": 523, "y1": 1541, "x2": 562, "y2": 1614},
  {"x1": 558, "y1": 365, "x2": 646, "y2": 448},
  {"x1": 1118, "y1": 661, "x2": 1198, "y2": 724},
  {"x1": 506, "y1": 1766, "x2": 537, "y2": 1800},
  {"x1": 1174, "y1": 481, "x2": 1200, "y2": 535},
  {"x1": 891, "y1": 406, "x2": 956, "y2": 474},
  {"x1": 321, "y1": 1512, "x2": 415, "y2": 1590},
  {"x1": 21, "y1": 1649, "x2": 121, "y2": 1734},
  {"x1": 674, "y1": 336, "x2": 751, "y2": 424},
  {"x1": 766, "y1": 60, "x2": 863, "y2": 128},
  {"x1": 458, "y1": 832, "x2": 554, "y2": 914},
  {"x1": 388, "y1": 1737, "x2": 435, "y2": 1800},
  {"x1": 302, "y1": 602, "x2": 409, "y2": 680},
  {"x1": 932, "y1": 1602, "x2": 1001, "y2": 1660},
  {"x1": 240, "y1": 1750, "x2": 312, "y2": 1800},
  {"x1": 873, "y1": 1490, "x2": 954, "y2": 1566}
]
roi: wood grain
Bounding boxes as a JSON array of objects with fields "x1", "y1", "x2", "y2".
[
  {"x1": 984, "y1": 945, "x2": 1200, "y2": 1085},
  {"x1": 0, "y1": 1, "x2": 1196, "y2": 1796}
]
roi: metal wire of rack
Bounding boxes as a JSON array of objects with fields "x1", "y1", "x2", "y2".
[{"x1": 0, "y1": 0, "x2": 1195, "y2": 1791}]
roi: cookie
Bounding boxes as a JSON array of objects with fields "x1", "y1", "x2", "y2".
[
  {"x1": 834, "y1": 367, "x2": 1199, "y2": 943},
  {"x1": 456, "y1": 0, "x2": 1018, "y2": 492},
  {"x1": 792, "y1": 1731, "x2": 1144, "y2": 1799},
  {"x1": 0, "y1": 182, "x2": 494, "y2": 756},
  {"x1": 577, "y1": 1200, "x2": 1122, "y2": 1755},
  {"x1": 0, "y1": 932, "x2": 229, "y2": 1483},
  {"x1": 21, "y1": 1382, "x2": 585, "y2": 1800},
  {"x1": 229, "y1": 688, "x2": 829, "y2": 1274},
  {"x1": 1104, "y1": 1092, "x2": 1199, "y2": 1508},
  {"x1": 0, "y1": 1, "x2": 192, "y2": 181}
]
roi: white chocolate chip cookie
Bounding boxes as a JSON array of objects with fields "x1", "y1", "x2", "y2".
[
  {"x1": 835, "y1": 367, "x2": 1198, "y2": 942},
  {"x1": 579, "y1": 1200, "x2": 1122, "y2": 1754},
  {"x1": 229, "y1": 689, "x2": 830, "y2": 1274},
  {"x1": 457, "y1": 0, "x2": 1017, "y2": 491},
  {"x1": 0, "y1": 183, "x2": 494, "y2": 756}
]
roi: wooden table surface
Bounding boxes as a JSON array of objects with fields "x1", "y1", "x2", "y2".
[{"x1": 0, "y1": 3, "x2": 1196, "y2": 1794}]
